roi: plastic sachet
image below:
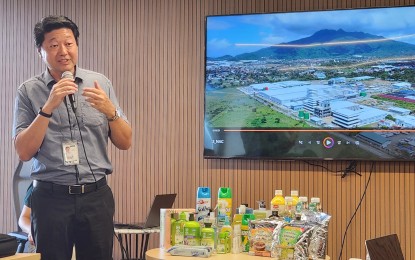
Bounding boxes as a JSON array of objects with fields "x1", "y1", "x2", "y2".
[
  {"x1": 270, "y1": 220, "x2": 313, "y2": 260},
  {"x1": 248, "y1": 218, "x2": 281, "y2": 257},
  {"x1": 167, "y1": 245, "x2": 213, "y2": 258},
  {"x1": 304, "y1": 212, "x2": 331, "y2": 259}
]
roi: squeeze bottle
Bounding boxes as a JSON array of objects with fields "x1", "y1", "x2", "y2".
[
  {"x1": 173, "y1": 211, "x2": 187, "y2": 245},
  {"x1": 183, "y1": 213, "x2": 201, "y2": 246},
  {"x1": 200, "y1": 222, "x2": 215, "y2": 248}
]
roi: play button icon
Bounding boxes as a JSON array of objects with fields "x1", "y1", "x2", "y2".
[{"x1": 323, "y1": 137, "x2": 334, "y2": 148}]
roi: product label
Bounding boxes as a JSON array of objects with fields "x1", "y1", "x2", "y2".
[
  {"x1": 174, "y1": 224, "x2": 184, "y2": 245},
  {"x1": 184, "y1": 227, "x2": 201, "y2": 246},
  {"x1": 241, "y1": 228, "x2": 250, "y2": 252},
  {"x1": 218, "y1": 198, "x2": 232, "y2": 218},
  {"x1": 200, "y1": 232, "x2": 215, "y2": 248},
  {"x1": 196, "y1": 198, "x2": 211, "y2": 221}
]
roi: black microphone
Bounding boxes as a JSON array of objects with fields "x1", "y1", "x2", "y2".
[{"x1": 61, "y1": 71, "x2": 76, "y2": 108}]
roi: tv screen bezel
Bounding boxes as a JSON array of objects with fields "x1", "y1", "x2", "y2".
[{"x1": 203, "y1": 5, "x2": 415, "y2": 161}]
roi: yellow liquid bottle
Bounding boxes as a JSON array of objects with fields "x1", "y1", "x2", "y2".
[
  {"x1": 290, "y1": 190, "x2": 299, "y2": 206},
  {"x1": 270, "y1": 189, "x2": 285, "y2": 217}
]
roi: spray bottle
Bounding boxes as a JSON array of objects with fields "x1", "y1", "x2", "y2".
[{"x1": 196, "y1": 187, "x2": 212, "y2": 224}]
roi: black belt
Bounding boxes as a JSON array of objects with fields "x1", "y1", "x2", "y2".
[{"x1": 33, "y1": 177, "x2": 107, "y2": 195}]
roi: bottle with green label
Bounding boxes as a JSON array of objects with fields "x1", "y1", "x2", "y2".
[
  {"x1": 241, "y1": 214, "x2": 255, "y2": 252},
  {"x1": 200, "y1": 222, "x2": 215, "y2": 249},
  {"x1": 183, "y1": 213, "x2": 201, "y2": 246},
  {"x1": 173, "y1": 211, "x2": 187, "y2": 245}
]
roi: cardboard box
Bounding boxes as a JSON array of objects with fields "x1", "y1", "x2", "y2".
[{"x1": 159, "y1": 208, "x2": 195, "y2": 249}]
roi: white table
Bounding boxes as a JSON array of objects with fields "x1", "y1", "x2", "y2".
[{"x1": 114, "y1": 227, "x2": 160, "y2": 260}]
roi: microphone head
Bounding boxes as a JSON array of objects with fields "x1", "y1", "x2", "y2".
[{"x1": 61, "y1": 71, "x2": 74, "y2": 79}]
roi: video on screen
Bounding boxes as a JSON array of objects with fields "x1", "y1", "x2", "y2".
[{"x1": 204, "y1": 6, "x2": 415, "y2": 160}]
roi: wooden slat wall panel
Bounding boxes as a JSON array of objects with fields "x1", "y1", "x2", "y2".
[{"x1": 1, "y1": 0, "x2": 415, "y2": 259}]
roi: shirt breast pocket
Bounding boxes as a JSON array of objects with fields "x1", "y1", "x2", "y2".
[{"x1": 80, "y1": 103, "x2": 106, "y2": 126}]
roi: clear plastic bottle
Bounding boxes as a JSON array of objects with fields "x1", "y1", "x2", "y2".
[
  {"x1": 290, "y1": 190, "x2": 299, "y2": 206},
  {"x1": 295, "y1": 196, "x2": 308, "y2": 219},
  {"x1": 284, "y1": 196, "x2": 294, "y2": 222},
  {"x1": 220, "y1": 217, "x2": 232, "y2": 253}
]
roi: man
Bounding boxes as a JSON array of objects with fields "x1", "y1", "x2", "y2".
[{"x1": 12, "y1": 15, "x2": 132, "y2": 260}]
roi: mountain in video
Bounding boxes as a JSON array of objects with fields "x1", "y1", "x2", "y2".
[{"x1": 211, "y1": 29, "x2": 415, "y2": 60}]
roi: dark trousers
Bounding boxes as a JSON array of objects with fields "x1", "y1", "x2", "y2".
[{"x1": 31, "y1": 183, "x2": 115, "y2": 260}]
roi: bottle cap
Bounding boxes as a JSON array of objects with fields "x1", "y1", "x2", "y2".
[
  {"x1": 180, "y1": 211, "x2": 187, "y2": 220},
  {"x1": 238, "y1": 204, "x2": 246, "y2": 214},
  {"x1": 311, "y1": 197, "x2": 320, "y2": 203},
  {"x1": 275, "y1": 190, "x2": 283, "y2": 196},
  {"x1": 285, "y1": 196, "x2": 293, "y2": 202},
  {"x1": 204, "y1": 222, "x2": 212, "y2": 228},
  {"x1": 224, "y1": 216, "x2": 230, "y2": 226},
  {"x1": 291, "y1": 190, "x2": 299, "y2": 197},
  {"x1": 299, "y1": 196, "x2": 308, "y2": 202},
  {"x1": 189, "y1": 213, "x2": 195, "y2": 221}
]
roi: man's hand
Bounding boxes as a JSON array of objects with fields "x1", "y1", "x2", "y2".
[
  {"x1": 43, "y1": 78, "x2": 78, "y2": 114},
  {"x1": 82, "y1": 80, "x2": 115, "y2": 118}
]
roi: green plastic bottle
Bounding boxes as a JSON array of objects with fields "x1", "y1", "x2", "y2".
[
  {"x1": 173, "y1": 211, "x2": 187, "y2": 245},
  {"x1": 217, "y1": 231, "x2": 228, "y2": 254},
  {"x1": 170, "y1": 212, "x2": 178, "y2": 245},
  {"x1": 241, "y1": 214, "x2": 255, "y2": 252},
  {"x1": 183, "y1": 213, "x2": 201, "y2": 246},
  {"x1": 200, "y1": 222, "x2": 215, "y2": 249}
]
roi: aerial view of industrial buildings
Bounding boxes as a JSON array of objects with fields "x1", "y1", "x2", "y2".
[{"x1": 205, "y1": 58, "x2": 415, "y2": 158}]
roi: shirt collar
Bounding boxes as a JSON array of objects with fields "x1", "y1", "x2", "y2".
[{"x1": 42, "y1": 66, "x2": 85, "y2": 87}]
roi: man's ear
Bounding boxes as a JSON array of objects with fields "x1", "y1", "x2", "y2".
[{"x1": 37, "y1": 48, "x2": 42, "y2": 58}]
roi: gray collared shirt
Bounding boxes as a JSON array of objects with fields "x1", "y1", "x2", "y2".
[{"x1": 12, "y1": 67, "x2": 128, "y2": 185}]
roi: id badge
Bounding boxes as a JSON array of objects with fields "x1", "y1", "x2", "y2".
[{"x1": 62, "y1": 141, "x2": 80, "y2": 166}]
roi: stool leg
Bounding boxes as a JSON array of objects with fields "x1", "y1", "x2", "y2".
[
  {"x1": 125, "y1": 234, "x2": 131, "y2": 259},
  {"x1": 135, "y1": 234, "x2": 139, "y2": 259},
  {"x1": 118, "y1": 234, "x2": 125, "y2": 260},
  {"x1": 141, "y1": 233, "x2": 150, "y2": 260}
]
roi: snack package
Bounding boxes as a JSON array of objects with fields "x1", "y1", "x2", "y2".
[
  {"x1": 269, "y1": 211, "x2": 331, "y2": 260},
  {"x1": 248, "y1": 219, "x2": 280, "y2": 257},
  {"x1": 305, "y1": 212, "x2": 331, "y2": 259},
  {"x1": 271, "y1": 222, "x2": 311, "y2": 260}
]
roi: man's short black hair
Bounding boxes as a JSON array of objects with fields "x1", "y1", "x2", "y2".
[{"x1": 34, "y1": 15, "x2": 80, "y2": 49}]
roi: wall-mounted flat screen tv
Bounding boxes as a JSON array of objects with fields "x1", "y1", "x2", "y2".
[{"x1": 204, "y1": 6, "x2": 415, "y2": 161}]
